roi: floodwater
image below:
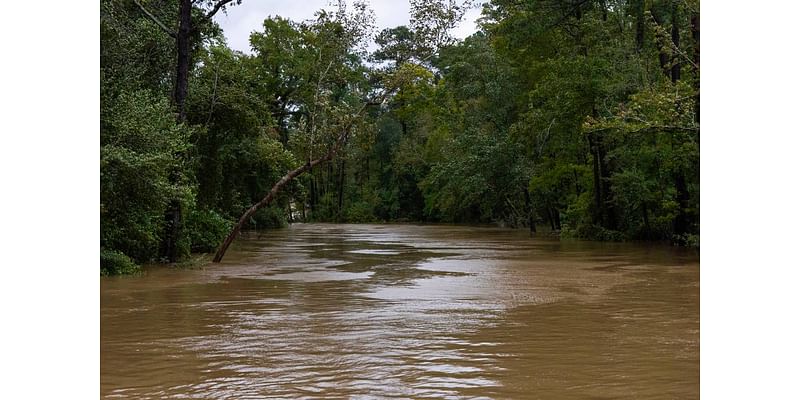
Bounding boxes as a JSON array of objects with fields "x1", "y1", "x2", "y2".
[{"x1": 101, "y1": 224, "x2": 699, "y2": 399}]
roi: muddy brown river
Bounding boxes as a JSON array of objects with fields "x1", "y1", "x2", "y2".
[{"x1": 101, "y1": 224, "x2": 699, "y2": 399}]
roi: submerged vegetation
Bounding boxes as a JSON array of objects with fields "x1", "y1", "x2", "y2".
[{"x1": 101, "y1": 0, "x2": 699, "y2": 273}]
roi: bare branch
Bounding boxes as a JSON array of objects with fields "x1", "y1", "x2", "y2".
[
  {"x1": 205, "y1": 63, "x2": 220, "y2": 125},
  {"x1": 132, "y1": 0, "x2": 176, "y2": 38},
  {"x1": 537, "y1": 118, "x2": 556, "y2": 157},
  {"x1": 545, "y1": 0, "x2": 593, "y2": 31},
  {"x1": 203, "y1": 0, "x2": 238, "y2": 21}
]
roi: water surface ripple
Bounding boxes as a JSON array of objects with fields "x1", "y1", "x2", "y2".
[{"x1": 101, "y1": 224, "x2": 699, "y2": 399}]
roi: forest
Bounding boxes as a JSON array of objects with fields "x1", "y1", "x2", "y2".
[{"x1": 100, "y1": 0, "x2": 699, "y2": 275}]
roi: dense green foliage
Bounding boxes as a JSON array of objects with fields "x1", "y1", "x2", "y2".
[
  {"x1": 101, "y1": 0, "x2": 699, "y2": 274},
  {"x1": 100, "y1": 248, "x2": 140, "y2": 276}
]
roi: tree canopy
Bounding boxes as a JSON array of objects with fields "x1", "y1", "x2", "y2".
[{"x1": 101, "y1": 0, "x2": 700, "y2": 274}]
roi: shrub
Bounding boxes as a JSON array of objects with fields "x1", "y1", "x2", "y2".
[
  {"x1": 100, "y1": 248, "x2": 140, "y2": 276},
  {"x1": 344, "y1": 201, "x2": 377, "y2": 223},
  {"x1": 250, "y1": 205, "x2": 287, "y2": 229},
  {"x1": 673, "y1": 233, "x2": 700, "y2": 248},
  {"x1": 563, "y1": 223, "x2": 625, "y2": 242},
  {"x1": 185, "y1": 209, "x2": 233, "y2": 253},
  {"x1": 100, "y1": 89, "x2": 194, "y2": 263}
]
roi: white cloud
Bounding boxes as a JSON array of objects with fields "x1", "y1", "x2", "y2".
[{"x1": 213, "y1": 0, "x2": 483, "y2": 54}]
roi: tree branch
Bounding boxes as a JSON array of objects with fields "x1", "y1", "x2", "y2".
[
  {"x1": 648, "y1": 13, "x2": 699, "y2": 71},
  {"x1": 631, "y1": 125, "x2": 699, "y2": 134},
  {"x1": 583, "y1": 124, "x2": 698, "y2": 136},
  {"x1": 212, "y1": 88, "x2": 396, "y2": 263},
  {"x1": 203, "y1": 0, "x2": 238, "y2": 21},
  {"x1": 545, "y1": 0, "x2": 593, "y2": 31},
  {"x1": 132, "y1": 0, "x2": 176, "y2": 38},
  {"x1": 211, "y1": 100, "x2": 374, "y2": 263},
  {"x1": 212, "y1": 25, "x2": 430, "y2": 262},
  {"x1": 205, "y1": 63, "x2": 220, "y2": 125}
]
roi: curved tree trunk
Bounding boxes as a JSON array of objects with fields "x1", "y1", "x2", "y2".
[
  {"x1": 213, "y1": 102, "x2": 374, "y2": 262},
  {"x1": 212, "y1": 73, "x2": 400, "y2": 262},
  {"x1": 213, "y1": 159, "x2": 320, "y2": 262},
  {"x1": 212, "y1": 138, "x2": 348, "y2": 262}
]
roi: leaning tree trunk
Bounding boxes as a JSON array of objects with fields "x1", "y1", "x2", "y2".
[
  {"x1": 214, "y1": 153, "x2": 332, "y2": 262},
  {"x1": 211, "y1": 62, "x2": 410, "y2": 262},
  {"x1": 213, "y1": 100, "x2": 375, "y2": 262}
]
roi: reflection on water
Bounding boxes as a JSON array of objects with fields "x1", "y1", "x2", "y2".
[{"x1": 101, "y1": 224, "x2": 699, "y2": 399}]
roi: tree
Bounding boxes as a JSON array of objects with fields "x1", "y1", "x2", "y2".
[
  {"x1": 372, "y1": 26, "x2": 417, "y2": 66},
  {"x1": 213, "y1": 0, "x2": 472, "y2": 262},
  {"x1": 186, "y1": 44, "x2": 296, "y2": 224},
  {"x1": 101, "y1": 90, "x2": 193, "y2": 262},
  {"x1": 133, "y1": 0, "x2": 242, "y2": 121},
  {"x1": 131, "y1": 0, "x2": 242, "y2": 261},
  {"x1": 101, "y1": 0, "x2": 700, "y2": 274}
]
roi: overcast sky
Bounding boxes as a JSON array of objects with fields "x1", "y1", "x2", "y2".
[{"x1": 213, "y1": 0, "x2": 483, "y2": 54}]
